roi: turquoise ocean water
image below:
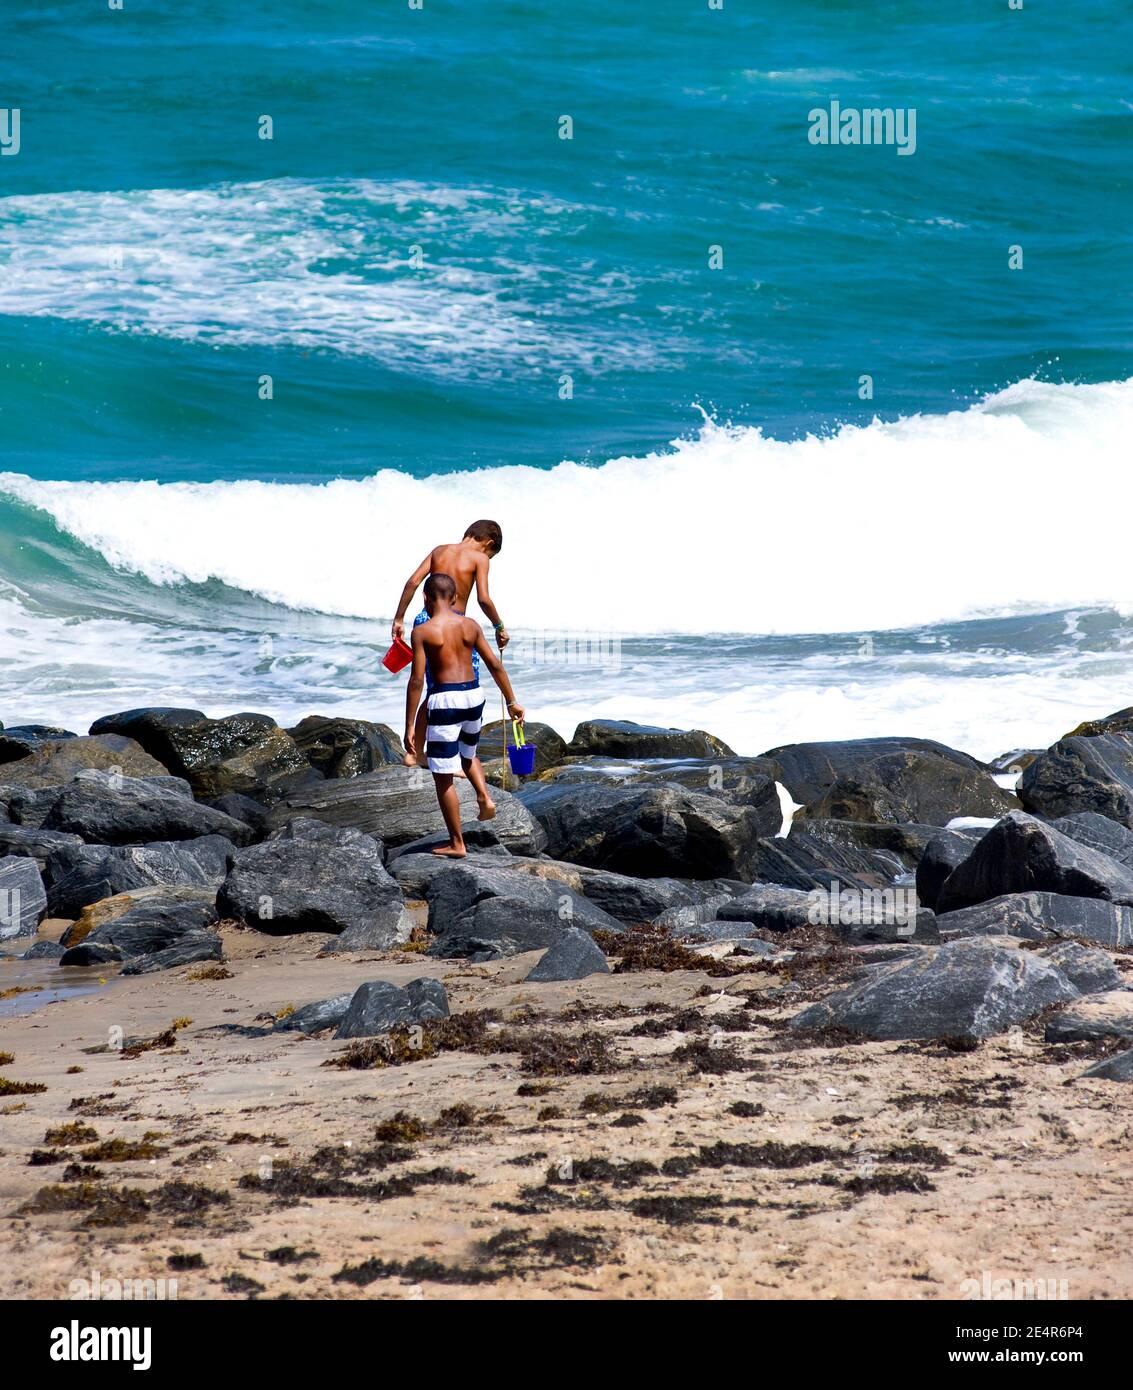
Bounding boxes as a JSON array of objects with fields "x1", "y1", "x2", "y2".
[{"x1": 0, "y1": 2, "x2": 1131, "y2": 758}]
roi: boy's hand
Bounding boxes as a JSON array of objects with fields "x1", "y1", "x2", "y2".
[
  {"x1": 495, "y1": 624, "x2": 509, "y2": 651},
  {"x1": 507, "y1": 700, "x2": 525, "y2": 723},
  {"x1": 392, "y1": 620, "x2": 406, "y2": 642},
  {"x1": 403, "y1": 729, "x2": 415, "y2": 758}
]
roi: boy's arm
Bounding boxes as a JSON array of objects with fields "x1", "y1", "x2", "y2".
[
  {"x1": 392, "y1": 551, "x2": 433, "y2": 641},
  {"x1": 474, "y1": 553, "x2": 509, "y2": 651},
  {"x1": 404, "y1": 629, "x2": 427, "y2": 756},
  {"x1": 473, "y1": 626, "x2": 523, "y2": 720}
]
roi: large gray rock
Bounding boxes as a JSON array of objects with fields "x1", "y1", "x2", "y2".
[
  {"x1": 287, "y1": 716, "x2": 404, "y2": 779},
  {"x1": 915, "y1": 827, "x2": 989, "y2": 910},
  {"x1": 218, "y1": 818, "x2": 405, "y2": 943},
  {"x1": 424, "y1": 861, "x2": 622, "y2": 939},
  {"x1": 1079, "y1": 1048, "x2": 1133, "y2": 1082},
  {"x1": 386, "y1": 847, "x2": 515, "y2": 899},
  {"x1": 0, "y1": 735, "x2": 169, "y2": 789},
  {"x1": 1050, "y1": 812, "x2": 1133, "y2": 868},
  {"x1": 120, "y1": 933, "x2": 223, "y2": 974},
  {"x1": 45, "y1": 835, "x2": 235, "y2": 918},
  {"x1": 1019, "y1": 733, "x2": 1133, "y2": 828},
  {"x1": 790, "y1": 939, "x2": 1079, "y2": 1041},
  {"x1": 567, "y1": 720, "x2": 734, "y2": 760},
  {"x1": 72, "y1": 887, "x2": 219, "y2": 958},
  {"x1": 717, "y1": 883, "x2": 823, "y2": 933},
  {"x1": 88, "y1": 708, "x2": 319, "y2": 804},
  {"x1": 533, "y1": 755, "x2": 782, "y2": 817},
  {"x1": 333, "y1": 978, "x2": 449, "y2": 1039},
  {"x1": 799, "y1": 820, "x2": 938, "y2": 871},
  {"x1": 42, "y1": 771, "x2": 253, "y2": 846},
  {"x1": 59, "y1": 939, "x2": 124, "y2": 967},
  {"x1": 0, "y1": 856, "x2": 48, "y2": 939},
  {"x1": 0, "y1": 823, "x2": 83, "y2": 874},
  {"x1": 936, "y1": 812, "x2": 1133, "y2": 912},
  {"x1": 1039, "y1": 941, "x2": 1123, "y2": 995},
  {"x1": 268, "y1": 765, "x2": 545, "y2": 856},
  {"x1": 1046, "y1": 992, "x2": 1133, "y2": 1043},
  {"x1": 935, "y1": 892, "x2": 1133, "y2": 948},
  {"x1": 524, "y1": 927, "x2": 611, "y2": 982},
  {"x1": 0, "y1": 725, "x2": 76, "y2": 764},
  {"x1": 742, "y1": 830, "x2": 904, "y2": 891},
  {"x1": 517, "y1": 782, "x2": 765, "y2": 881},
  {"x1": 429, "y1": 895, "x2": 593, "y2": 962},
  {"x1": 762, "y1": 737, "x2": 1012, "y2": 826},
  {"x1": 274, "y1": 993, "x2": 354, "y2": 1035}
]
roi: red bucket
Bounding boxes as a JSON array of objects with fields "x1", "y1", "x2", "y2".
[{"x1": 381, "y1": 637, "x2": 413, "y2": 674}]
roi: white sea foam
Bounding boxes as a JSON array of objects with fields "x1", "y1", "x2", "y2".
[{"x1": 2, "y1": 375, "x2": 1131, "y2": 637}]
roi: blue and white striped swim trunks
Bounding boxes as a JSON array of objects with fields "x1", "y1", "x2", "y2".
[
  {"x1": 425, "y1": 680, "x2": 486, "y2": 774},
  {"x1": 413, "y1": 606, "x2": 480, "y2": 691}
]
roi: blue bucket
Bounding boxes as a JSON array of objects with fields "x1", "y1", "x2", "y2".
[{"x1": 506, "y1": 719, "x2": 537, "y2": 776}]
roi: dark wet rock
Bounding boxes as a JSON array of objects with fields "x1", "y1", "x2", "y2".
[
  {"x1": 742, "y1": 830, "x2": 901, "y2": 892},
  {"x1": 800, "y1": 820, "x2": 938, "y2": 871},
  {"x1": 1019, "y1": 733, "x2": 1133, "y2": 828},
  {"x1": 59, "y1": 939, "x2": 125, "y2": 967},
  {"x1": 274, "y1": 993, "x2": 354, "y2": 1035},
  {"x1": 1046, "y1": 992, "x2": 1133, "y2": 1042},
  {"x1": 935, "y1": 892, "x2": 1133, "y2": 948},
  {"x1": 1038, "y1": 941, "x2": 1123, "y2": 995},
  {"x1": 387, "y1": 826, "x2": 509, "y2": 863},
  {"x1": 566, "y1": 720, "x2": 735, "y2": 760},
  {"x1": 572, "y1": 867, "x2": 738, "y2": 926},
  {"x1": 1063, "y1": 707, "x2": 1133, "y2": 740},
  {"x1": 88, "y1": 708, "x2": 319, "y2": 804},
  {"x1": 204, "y1": 793, "x2": 270, "y2": 838},
  {"x1": 762, "y1": 736, "x2": 1012, "y2": 826},
  {"x1": 121, "y1": 933, "x2": 223, "y2": 974},
  {"x1": 1050, "y1": 811, "x2": 1133, "y2": 869},
  {"x1": 74, "y1": 889, "x2": 219, "y2": 959},
  {"x1": 268, "y1": 766, "x2": 545, "y2": 856},
  {"x1": 0, "y1": 784, "x2": 70, "y2": 829},
  {"x1": 0, "y1": 735, "x2": 168, "y2": 790},
  {"x1": 790, "y1": 939, "x2": 1079, "y2": 1041},
  {"x1": 385, "y1": 847, "x2": 515, "y2": 899},
  {"x1": 41, "y1": 772, "x2": 252, "y2": 846},
  {"x1": 287, "y1": 716, "x2": 404, "y2": 779},
  {"x1": 525, "y1": 927, "x2": 611, "y2": 982},
  {"x1": 988, "y1": 749, "x2": 1042, "y2": 774},
  {"x1": 936, "y1": 811, "x2": 1133, "y2": 912},
  {"x1": 0, "y1": 855, "x2": 48, "y2": 940},
  {"x1": 517, "y1": 782, "x2": 765, "y2": 881},
  {"x1": 915, "y1": 827, "x2": 990, "y2": 910},
  {"x1": 1079, "y1": 1048, "x2": 1133, "y2": 1082},
  {"x1": 424, "y1": 861, "x2": 622, "y2": 940},
  {"x1": 479, "y1": 720, "x2": 568, "y2": 777},
  {"x1": 218, "y1": 817, "x2": 406, "y2": 943},
  {"x1": 21, "y1": 938, "x2": 64, "y2": 959},
  {"x1": 0, "y1": 823, "x2": 83, "y2": 873},
  {"x1": 532, "y1": 756, "x2": 782, "y2": 823},
  {"x1": 0, "y1": 725, "x2": 76, "y2": 764},
  {"x1": 429, "y1": 895, "x2": 586, "y2": 962},
  {"x1": 653, "y1": 894, "x2": 737, "y2": 933},
  {"x1": 717, "y1": 884, "x2": 822, "y2": 933},
  {"x1": 333, "y1": 977, "x2": 450, "y2": 1039},
  {"x1": 45, "y1": 835, "x2": 235, "y2": 919}
]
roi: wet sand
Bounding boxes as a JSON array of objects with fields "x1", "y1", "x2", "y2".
[{"x1": 1, "y1": 923, "x2": 1131, "y2": 1301}]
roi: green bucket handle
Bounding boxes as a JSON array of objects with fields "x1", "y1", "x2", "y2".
[{"x1": 510, "y1": 718, "x2": 526, "y2": 749}]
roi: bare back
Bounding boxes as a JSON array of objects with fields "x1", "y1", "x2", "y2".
[
  {"x1": 428, "y1": 541, "x2": 485, "y2": 610},
  {"x1": 418, "y1": 611, "x2": 480, "y2": 686}
]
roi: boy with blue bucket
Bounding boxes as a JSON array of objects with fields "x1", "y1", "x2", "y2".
[{"x1": 404, "y1": 572, "x2": 525, "y2": 859}]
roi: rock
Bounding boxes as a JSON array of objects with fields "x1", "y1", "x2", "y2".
[
  {"x1": 274, "y1": 993, "x2": 354, "y2": 1034},
  {"x1": 517, "y1": 782, "x2": 764, "y2": 881},
  {"x1": 0, "y1": 856, "x2": 48, "y2": 939},
  {"x1": 716, "y1": 880, "x2": 936, "y2": 942},
  {"x1": 217, "y1": 818, "x2": 405, "y2": 942},
  {"x1": 790, "y1": 939, "x2": 1079, "y2": 1041},
  {"x1": 88, "y1": 708, "x2": 319, "y2": 804},
  {"x1": 65, "y1": 887, "x2": 219, "y2": 956},
  {"x1": 59, "y1": 939, "x2": 124, "y2": 967},
  {"x1": 717, "y1": 884, "x2": 825, "y2": 933},
  {"x1": 204, "y1": 793, "x2": 270, "y2": 838},
  {"x1": 0, "y1": 824, "x2": 83, "y2": 873},
  {"x1": 387, "y1": 826, "x2": 509, "y2": 863},
  {"x1": 0, "y1": 784, "x2": 71, "y2": 829},
  {"x1": 21, "y1": 939, "x2": 64, "y2": 960},
  {"x1": 572, "y1": 867, "x2": 738, "y2": 926},
  {"x1": 429, "y1": 895, "x2": 587, "y2": 961},
  {"x1": 424, "y1": 861, "x2": 622, "y2": 940},
  {"x1": 916, "y1": 827, "x2": 989, "y2": 910},
  {"x1": 524, "y1": 927, "x2": 611, "y2": 982},
  {"x1": 0, "y1": 735, "x2": 169, "y2": 789},
  {"x1": 41, "y1": 772, "x2": 253, "y2": 846},
  {"x1": 121, "y1": 933, "x2": 223, "y2": 974},
  {"x1": 988, "y1": 749, "x2": 1042, "y2": 774},
  {"x1": 762, "y1": 736, "x2": 1013, "y2": 826},
  {"x1": 478, "y1": 720, "x2": 569, "y2": 776},
  {"x1": 45, "y1": 835, "x2": 235, "y2": 919},
  {"x1": 653, "y1": 895, "x2": 737, "y2": 933},
  {"x1": 1019, "y1": 733, "x2": 1133, "y2": 827},
  {"x1": 333, "y1": 977, "x2": 450, "y2": 1039},
  {"x1": 935, "y1": 892, "x2": 1133, "y2": 948},
  {"x1": 0, "y1": 725, "x2": 76, "y2": 764},
  {"x1": 1050, "y1": 811, "x2": 1133, "y2": 869},
  {"x1": 268, "y1": 765, "x2": 546, "y2": 856},
  {"x1": 1079, "y1": 1048, "x2": 1133, "y2": 1082},
  {"x1": 1063, "y1": 707, "x2": 1133, "y2": 739},
  {"x1": 1038, "y1": 941, "x2": 1123, "y2": 995},
  {"x1": 532, "y1": 755, "x2": 781, "y2": 808},
  {"x1": 287, "y1": 716, "x2": 404, "y2": 779},
  {"x1": 566, "y1": 720, "x2": 735, "y2": 760},
  {"x1": 386, "y1": 847, "x2": 516, "y2": 899},
  {"x1": 936, "y1": 812, "x2": 1133, "y2": 912},
  {"x1": 742, "y1": 830, "x2": 902, "y2": 892},
  {"x1": 799, "y1": 820, "x2": 938, "y2": 871}
]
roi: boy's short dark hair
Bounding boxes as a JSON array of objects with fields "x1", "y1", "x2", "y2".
[
  {"x1": 425, "y1": 572, "x2": 457, "y2": 602},
  {"x1": 464, "y1": 519, "x2": 503, "y2": 554}
]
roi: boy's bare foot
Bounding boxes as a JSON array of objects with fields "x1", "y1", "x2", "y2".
[
  {"x1": 402, "y1": 752, "x2": 418, "y2": 767},
  {"x1": 477, "y1": 796, "x2": 497, "y2": 822},
  {"x1": 431, "y1": 844, "x2": 467, "y2": 858}
]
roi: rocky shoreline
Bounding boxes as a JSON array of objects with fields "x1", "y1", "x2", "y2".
[{"x1": 3, "y1": 705, "x2": 1133, "y2": 1298}]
